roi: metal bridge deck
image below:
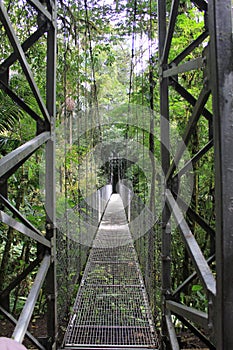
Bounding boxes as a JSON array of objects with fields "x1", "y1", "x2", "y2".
[{"x1": 62, "y1": 194, "x2": 158, "y2": 349}]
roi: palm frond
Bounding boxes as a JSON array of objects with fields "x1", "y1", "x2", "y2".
[
  {"x1": 0, "y1": 90, "x2": 22, "y2": 133},
  {"x1": 0, "y1": 73, "x2": 40, "y2": 133},
  {"x1": 0, "y1": 135, "x2": 20, "y2": 155}
]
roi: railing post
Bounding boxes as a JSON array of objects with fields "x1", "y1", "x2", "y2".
[
  {"x1": 158, "y1": 1, "x2": 173, "y2": 348},
  {"x1": 208, "y1": 0, "x2": 233, "y2": 348},
  {"x1": 45, "y1": 1, "x2": 57, "y2": 348}
]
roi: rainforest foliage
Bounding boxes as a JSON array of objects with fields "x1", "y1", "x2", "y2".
[{"x1": 0, "y1": 0, "x2": 214, "y2": 325}]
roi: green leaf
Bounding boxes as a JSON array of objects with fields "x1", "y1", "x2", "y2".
[{"x1": 192, "y1": 284, "x2": 203, "y2": 292}]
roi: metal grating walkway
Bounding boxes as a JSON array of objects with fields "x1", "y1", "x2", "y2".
[{"x1": 62, "y1": 194, "x2": 159, "y2": 349}]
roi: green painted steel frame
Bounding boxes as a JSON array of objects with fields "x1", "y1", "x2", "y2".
[
  {"x1": 0, "y1": 1, "x2": 57, "y2": 349},
  {"x1": 158, "y1": 0, "x2": 233, "y2": 349}
]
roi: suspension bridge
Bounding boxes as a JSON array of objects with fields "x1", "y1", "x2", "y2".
[{"x1": 0, "y1": 1, "x2": 233, "y2": 350}]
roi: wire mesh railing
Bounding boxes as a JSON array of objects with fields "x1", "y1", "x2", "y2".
[
  {"x1": 57, "y1": 185, "x2": 112, "y2": 328},
  {"x1": 117, "y1": 181, "x2": 161, "y2": 321},
  {"x1": 62, "y1": 193, "x2": 159, "y2": 349}
]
